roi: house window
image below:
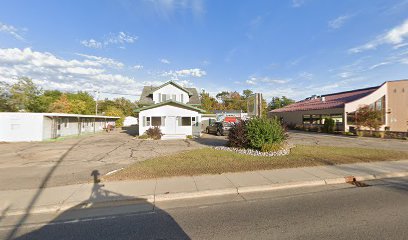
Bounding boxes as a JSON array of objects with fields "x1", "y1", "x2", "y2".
[
  {"x1": 158, "y1": 93, "x2": 162, "y2": 103},
  {"x1": 181, "y1": 117, "x2": 191, "y2": 126},
  {"x1": 172, "y1": 94, "x2": 176, "y2": 101},
  {"x1": 152, "y1": 117, "x2": 162, "y2": 126},
  {"x1": 144, "y1": 117, "x2": 151, "y2": 127},
  {"x1": 192, "y1": 116, "x2": 197, "y2": 126},
  {"x1": 180, "y1": 94, "x2": 184, "y2": 102},
  {"x1": 161, "y1": 94, "x2": 167, "y2": 102},
  {"x1": 64, "y1": 118, "x2": 69, "y2": 128},
  {"x1": 302, "y1": 115, "x2": 311, "y2": 124}
]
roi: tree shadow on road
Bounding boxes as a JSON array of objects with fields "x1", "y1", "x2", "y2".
[
  {"x1": 193, "y1": 134, "x2": 228, "y2": 147},
  {"x1": 121, "y1": 125, "x2": 139, "y2": 137},
  {"x1": 12, "y1": 170, "x2": 190, "y2": 240}
]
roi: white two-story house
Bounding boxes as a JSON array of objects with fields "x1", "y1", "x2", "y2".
[{"x1": 135, "y1": 81, "x2": 205, "y2": 139}]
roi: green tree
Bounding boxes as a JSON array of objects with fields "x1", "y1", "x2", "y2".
[
  {"x1": 8, "y1": 77, "x2": 42, "y2": 112},
  {"x1": 104, "y1": 106, "x2": 125, "y2": 127},
  {"x1": 268, "y1": 96, "x2": 295, "y2": 111},
  {"x1": 0, "y1": 81, "x2": 14, "y2": 112},
  {"x1": 200, "y1": 90, "x2": 218, "y2": 113},
  {"x1": 242, "y1": 89, "x2": 253, "y2": 99},
  {"x1": 66, "y1": 91, "x2": 95, "y2": 115}
]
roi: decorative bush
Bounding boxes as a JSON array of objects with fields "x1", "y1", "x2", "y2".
[
  {"x1": 227, "y1": 120, "x2": 249, "y2": 148},
  {"x1": 145, "y1": 126, "x2": 163, "y2": 140},
  {"x1": 260, "y1": 142, "x2": 284, "y2": 152},
  {"x1": 323, "y1": 118, "x2": 335, "y2": 133},
  {"x1": 138, "y1": 134, "x2": 149, "y2": 139},
  {"x1": 246, "y1": 117, "x2": 286, "y2": 150}
]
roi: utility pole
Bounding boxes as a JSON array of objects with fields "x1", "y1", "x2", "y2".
[{"x1": 94, "y1": 90, "x2": 99, "y2": 115}]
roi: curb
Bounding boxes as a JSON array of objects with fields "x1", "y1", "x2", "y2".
[{"x1": 3, "y1": 171, "x2": 408, "y2": 217}]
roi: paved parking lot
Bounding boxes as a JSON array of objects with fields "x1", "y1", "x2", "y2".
[
  {"x1": 288, "y1": 130, "x2": 408, "y2": 152},
  {"x1": 0, "y1": 130, "x2": 222, "y2": 190},
  {"x1": 0, "y1": 129, "x2": 406, "y2": 190}
]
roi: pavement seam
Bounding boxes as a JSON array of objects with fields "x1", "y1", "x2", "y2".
[{"x1": 222, "y1": 174, "x2": 239, "y2": 194}]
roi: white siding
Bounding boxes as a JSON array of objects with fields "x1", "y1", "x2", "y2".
[
  {"x1": 152, "y1": 84, "x2": 189, "y2": 104},
  {"x1": 344, "y1": 83, "x2": 388, "y2": 131},
  {"x1": 139, "y1": 105, "x2": 201, "y2": 137},
  {"x1": 0, "y1": 113, "x2": 44, "y2": 142}
]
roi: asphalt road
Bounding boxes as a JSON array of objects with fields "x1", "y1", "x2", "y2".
[{"x1": 1, "y1": 177, "x2": 407, "y2": 240}]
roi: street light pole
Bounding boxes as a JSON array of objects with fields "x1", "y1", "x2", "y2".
[{"x1": 94, "y1": 90, "x2": 99, "y2": 115}]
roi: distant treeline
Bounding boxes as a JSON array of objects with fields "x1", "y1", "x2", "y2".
[{"x1": 0, "y1": 77, "x2": 138, "y2": 126}]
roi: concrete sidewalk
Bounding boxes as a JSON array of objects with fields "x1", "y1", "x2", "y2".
[{"x1": 1, "y1": 160, "x2": 408, "y2": 217}]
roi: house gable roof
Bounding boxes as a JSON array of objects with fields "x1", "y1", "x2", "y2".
[
  {"x1": 270, "y1": 86, "x2": 380, "y2": 113},
  {"x1": 139, "y1": 81, "x2": 201, "y2": 105},
  {"x1": 134, "y1": 100, "x2": 206, "y2": 113}
]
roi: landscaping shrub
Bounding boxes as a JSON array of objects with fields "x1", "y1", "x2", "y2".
[
  {"x1": 246, "y1": 117, "x2": 285, "y2": 150},
  {"x1": 227, "y1": 120, "x2": 249, "y2": 148},
  {"x1": 138, "y1": 134, "x2": 149, "y2": 139},
  {"x1": 323, "y1": 118, "x2": 335, "y2": 133},
  {"x1": 145, "y1": 126, "x2": 163, "y2": 140},
  {"x1": 260, "y1": 142, "x2": 284, "y2": 152}
]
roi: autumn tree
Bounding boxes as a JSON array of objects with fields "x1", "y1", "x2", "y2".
[
  {"x1": 49, "y1": 94, "x2": 72, "y2": 113},
  {"x1": 355, "y1": 105, "x2": 383, "y2": 133}
]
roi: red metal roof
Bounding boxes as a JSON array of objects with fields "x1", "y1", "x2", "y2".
[{"x1": 270, "y1": 86, "x2": 380, "y2": 113}]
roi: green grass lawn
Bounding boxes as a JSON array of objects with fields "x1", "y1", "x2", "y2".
[{"x1": 105, "y1": 145, "x2": 408, "y2": 181}]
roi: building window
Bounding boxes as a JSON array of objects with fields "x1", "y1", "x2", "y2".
[
  {"x1": 64, "y1": 118, "x2": 69, "y2": 128},
  {"x1": 152, "y1": 117, "x2": 162, "y2": 126},
  {"x1": 311, "y1": 115, "x2": 321, "y2": 124},
  {"x1": 172, "y1": 94, "x2": 177, "y2": 101},
  {"x1": 302, "y1": 115, "x2": 311, "y2": 124},
  {"x1": 158, "y1": 93, "x2": 162, "y2": 103},
  {"x1": 330, "y1": 114, "x2": 343, "y2": 123},
  {"x1": 180, "y1": 94, "x2": 184, "y2": 102},
  {"x1": 181, "y1": 117, "x2": 191, "y2": 126},
  {"x1": 161, "y1": 94, "x2": 167, "y2": 102},
  {"x1": 347, "y1": 112, "x2": 356, "y2": 125},
  {"x1": 321, "y1": 115, "x2": 330, "y2": 124}
]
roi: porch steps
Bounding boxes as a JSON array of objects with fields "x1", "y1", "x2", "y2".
[{"x1": 161, "y1": 134, "x2": 186, "y2": 140}]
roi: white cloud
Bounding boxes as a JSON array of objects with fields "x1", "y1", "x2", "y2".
[
  {"x1": 75, "y1": 53, "x2": 124, "y2": 68},
  {"x1": 80, "y1": 39, "x2": 103, "y2": 49},
  {"x1": 0, "y1": 48, "x2": 146, "y2": 97},
  {"x1": 245, "y1": 76, "x2": 290, "y2": 85},
  {"x1": 298, "y1": 72, "x2": 313, "y2": 80},
  {"x1": 81, "y1": 32, "x2": 138, "y2": 49},
  {"x1": 292, "y1": 0, "x2": 305, "y2": 8},
  {"x1": 349, "y1": 18, "x2": 408, "y2": 53},
  {"x1": 163, "y1": 68, "x2": 206, "y2": 80},
  {"x1": 369, "y1": 62, "x2": 391, "y2": 70},
  {"x1": 105, "y1": 32, "x2": 138, "y2": 45},
  {"x1": 133, "y1": 65, "x2": 143, "y2": 70},
  {"x1": 150, "y1": 0, "x2": 205, "y2": 19},
  {"x1": 0, "y1": 22, "x2": 25, "y2": 40},
  {"x1": 160, "y1": 58, "x2": 171, "y2": 64},
  {"x1": 328, "y1": 15, "x2": 351, "y2": 29}
]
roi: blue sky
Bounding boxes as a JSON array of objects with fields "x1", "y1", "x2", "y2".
[{"x1": 1, "y1": 0, "x2": 408, "y2": 101}]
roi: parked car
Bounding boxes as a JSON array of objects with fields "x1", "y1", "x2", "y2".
[{"x1": 206, "y1": 122, "x2": 232, "y2": 136}]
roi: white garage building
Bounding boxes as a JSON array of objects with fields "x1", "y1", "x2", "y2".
[{"x1": 0, "y1": 112, "x2": 119, "y2": 142}]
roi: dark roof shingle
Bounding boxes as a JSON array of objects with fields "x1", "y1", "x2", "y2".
[
  {"x1": 270, "y1": 86, "x2": 380, "y2": 113},
  {"x1": 139, "y1": 82, "x2": 201, "y2": 105}
]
